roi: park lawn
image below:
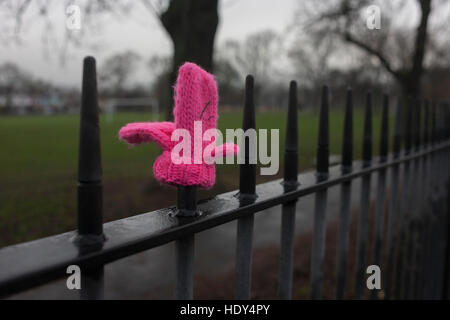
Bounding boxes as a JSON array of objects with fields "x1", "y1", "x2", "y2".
[{"x1": 0, "y1": 109, "x2": 389, "y2": 246}]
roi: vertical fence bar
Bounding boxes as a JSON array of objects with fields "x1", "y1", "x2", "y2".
[
  {"x1": 235, "y1": 75, "x2": 257, "y2": 300},
  {"x1": 428, "y1": 102, "x2": 439, "y2": 298},
  {"x1": 175, "y1": 186, "x2": 198, "y2": 300},
  {"x1": 431, "y1": 102, "x2": 447, "y2": 299},
  {"x1": 278, "y1": 81, "x2": 299, "y2": 300},
  {"x1": 425, "y1": 101, "x2": 437, "y2": 299},
  {"x1": 414, "y1": 100, "x2": 428, "y2": 299},
  {"x1": 335, "y1": 88, "x2": 353, "y2": 300},
  {"x1": 354, "y1": 92, "x2": 373, "y2": 300},
  {"x1": 436, "y1": 103, "x2": 448, "y2": 298},
  {"x1": 417, "y1": 100, "x2": 430, "y2": 299},
  {"x1": 393, "y1": 96, "x2": 413, "y2": 299},
  {"x1": 384, "y1": 96, "x2": 402, "y2": 299},
  {"x1": 435, "y1": 102, "x2": 446, "y2": 299},
  {"x1": 370, "y1": 94, "x2": 389, "y2": 300},
  {"x1": 433, "y1": 103, "x2": 440, "y2": 299},
  {"x1": 426, "y1": 101, "x2": 435, "y2": 298},
  {"x1": 400, "y1": 99, "x2": 416, "y2": 299},
  {"x1": 433, "y1": 104, "x2": 443, "y2": 299},
  {"x1": 403, "y1": 99, "x2": 421, "y2": 299},
  {"x1": 442, "y1": 105, "x2": 450, "y2": 300},
  {"x1": 413, "y1": 100, "x2": 424, "y2": 299},
  {"x1": 310, "y1": 85, "x2": 330, "y2": 300},
  {"x1": 76, "y1": 56, "x2": 105, "y2": 300},
  {"x1": 421, "y1": 100, "x2": 431, "y2": 299}
]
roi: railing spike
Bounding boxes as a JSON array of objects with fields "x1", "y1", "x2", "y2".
[
  {"x1": 393, "y1": 97, "x2": 403, "y2": 158},
  {"x1": 283, "y1": 80, "x2": 299, "y2": 185},
  {"x1": 239, "y1": 74, "x2": 257, "y2": 197},
  {"x1": 242, "y1": 75, "x2": 255, "y2": 131},
  {"x1": 435, "y1": 103, "x2": 441, "y2": 143},
  {"x1": 423, "y1": 100, "x2": 430, "y2": 148},
  {"x1": 335, "y1": 87, "x2": 353, "y2": 299},
  {"x1": 362, "y1": 92, "x2": 373, "y2": 167},
  {"x1": 446, "y1": 103, "x2": 450, "y2": 140},
  {"x1": 404, "y1": 96, "x2": 414, "y2": 154},
  {"x1": 379, "y1": 94, "x2": 389, "y2": 162},
  {"x1": 444, "y1": 103, "x2": 449, "y2": 140},
  {"x1": 438, "y1": 102, "x2": 445, "y2": 142},
  {"x1": 79, "y1": 56, "x2": 102, "y2": 184},
  {"x1": 384, "y1": 95, "x2": 403, "y2": 299},
  {"x1": 341, "y1": 88, "x2": 353, "y2": 173},
  {"x1": 414, "y1": 99, "x2": 422, "y2": 151},
  {"x1": 431, "y1": 102, "x2": 437, "y2": 145},
  {"x1": 310, "y1": 85, "x2": 330, "y2": 299},
  {"x1": 76, "y1": 56, "x2": 104, "y2": 300},
  {"x1": 278, "y1": 80, "x2": 299, "y2": 299},
  {"x1": 235, "y1": 74, "x2": 257, "y2": 300},
  {"x1": 316, "y1": 85, "x2": 329, "y2": 181},
  {"x1": 77, "y1": 56, "x2": 103, "y2": 239},
  {"x1": 371, "y1": 93, "x2": 389, "y2": 300}
]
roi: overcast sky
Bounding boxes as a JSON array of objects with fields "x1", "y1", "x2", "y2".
[{"x1": 0, "y1": 0, "x2": 298, "y2": 87}]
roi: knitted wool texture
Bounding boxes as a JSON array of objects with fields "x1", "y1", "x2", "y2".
[{"x1": 119, "y1": 62, "x2": 238, "y2": 189}]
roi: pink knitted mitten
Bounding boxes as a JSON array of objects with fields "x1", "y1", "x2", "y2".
[{"x1": 119, "y1": 62, "x2": 238, "y2": 189}]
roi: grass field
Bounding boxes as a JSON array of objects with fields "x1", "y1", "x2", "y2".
[{"x1": 0, "y1": 109, "x2": 389, "y2": 246}]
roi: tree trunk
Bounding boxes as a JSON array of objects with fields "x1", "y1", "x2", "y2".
[
  {"x1": 401, "y1": 0, "x2": 432, "y2": 99},
  {"x1": 161, "y1": 0, "x2": 219, "y2": 120},
  {"x1": 400, "y1": 73, "x2": 422, "y2": 99},
  {"x1": 343, "y1": 0, "x2": 432, "y2": 100}
]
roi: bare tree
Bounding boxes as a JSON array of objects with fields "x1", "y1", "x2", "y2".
[
  {"x1": 147, "y1": 54, "x2": 171, "y2": 110},
  {"x1": 1, "y1": 0, "x2": 221, "y2": 118},
  {"x1": 0, "y1": 63, "x2": 25, "y2": 109},
  {"x1": 293, "y1": 0, "x2": 450, "y2": 97},
  {"x1": 288, "y1": 34, "x2": 335, "y2": 88},
  {"x1": 213, "y1": 55, "x2": 242, "y2": 107},
  {"x1": 99, "y1": 51, "x2": 141, "y2": 96},
  {"x1": 0, "y1": 0, "x2": 134, "y2": 63},
  {"x1": 224, "y1": 30, "x2": 280, "y2": 80},
  {"x1": 223, "y1": 30, "x2": 281, "y2": 106}
]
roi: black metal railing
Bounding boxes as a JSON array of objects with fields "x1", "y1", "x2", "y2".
[{"x1": 0, "y1": 56, "x2": 449, "y2": 300}]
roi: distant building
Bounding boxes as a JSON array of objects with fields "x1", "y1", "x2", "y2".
[{"x1": 0, "y1": 92, "x2": 67, "y2": 115}]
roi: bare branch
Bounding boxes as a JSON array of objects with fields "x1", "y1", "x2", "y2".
[
  {"x1": 14, "y1": 0, "x2": 32, "y2": 39},
  {"x1": 343, "y1": 32, "x2": 401, "y2": 80}
]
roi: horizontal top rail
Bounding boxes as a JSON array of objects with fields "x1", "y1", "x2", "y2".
[{"x1": 0, "y1": 141, "x2": 449, "y2": 297}]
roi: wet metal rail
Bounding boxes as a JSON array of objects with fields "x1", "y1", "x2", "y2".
[{"x1": 0, "y1": 56, "x2": 449, "y2": 300}]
